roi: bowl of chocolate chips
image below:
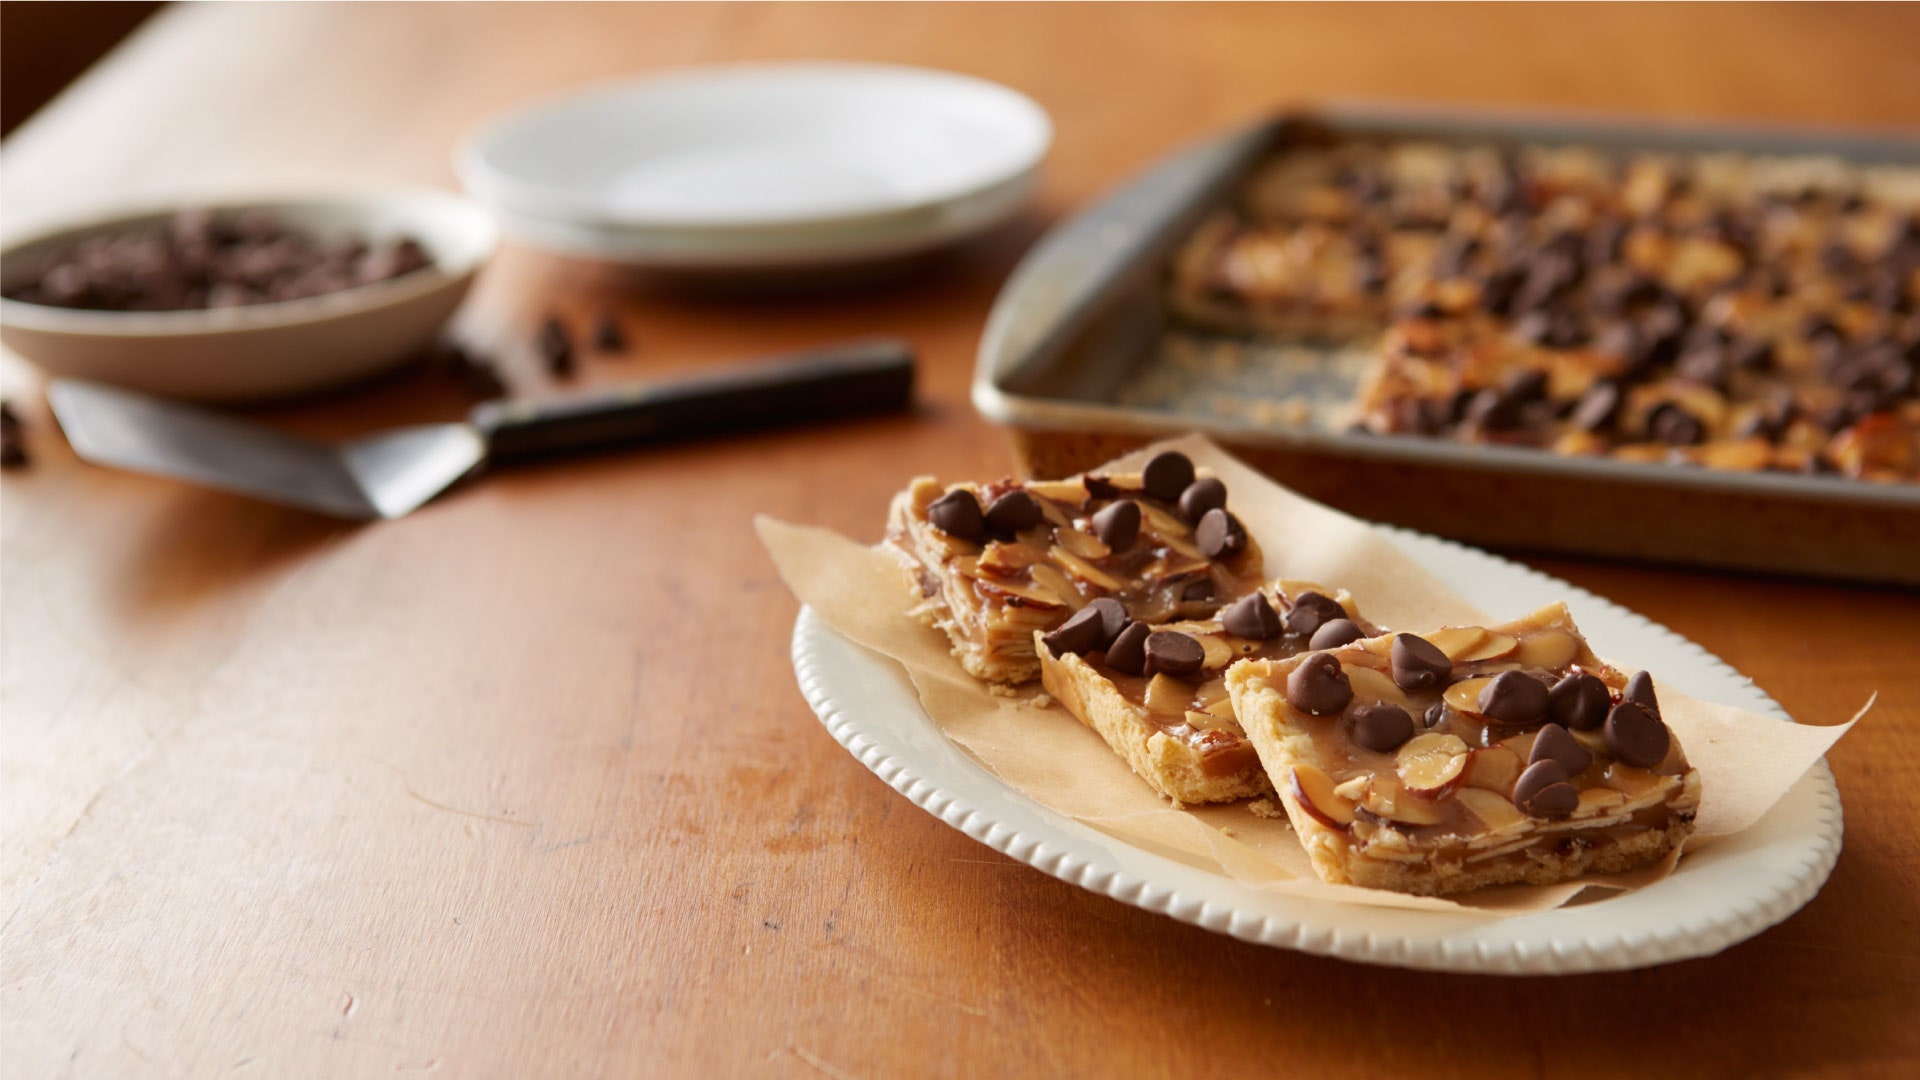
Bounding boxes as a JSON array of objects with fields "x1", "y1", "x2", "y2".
[{"x1": 0, "y1": 191, "x2": 495, "y2": 402}]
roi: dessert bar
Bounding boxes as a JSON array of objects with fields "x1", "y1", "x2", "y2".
[{"x1": 1227, "y1": 603, "x2": 1701, "y2": 895}]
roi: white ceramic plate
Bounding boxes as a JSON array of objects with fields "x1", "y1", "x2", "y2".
[
  {"x1": 789, "y1": 526, "x2": 1843, "y2": 974},
  {"x1": 458, "y1": 63, "x2": 1049, "y2": 269}
]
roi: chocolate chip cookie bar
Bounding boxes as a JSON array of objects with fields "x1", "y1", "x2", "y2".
[
  {"x1": 1170, "y1": 134, "x2": 1920, "y2": 482},
  {"x1": 1226, "y1": 603, "x2": 1701, "y2": 896},
  {"x1": 886, "y1": 451, "x2": 1266, "y2": 685},
  {"x1": 1036, "y1": 582, "x2": 1378, "y2": 805}
]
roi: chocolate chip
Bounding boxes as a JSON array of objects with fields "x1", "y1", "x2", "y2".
[
  {"x1": 1283, "y1": 591, "x2": 1346, "y2": 637},
  {"x1": 1604, "y1": 701, "x2": 1670, "y2": 768},
  {"x1": 1181, "y1": 578, "x2": 1215, "y2": 602},
  {"x1": 1548, "y1": 672, "x2": 1610, "y2": 731},
  {"x1": 1349, "y1": 704, "x2": 1416, "y2": 753},
  {"x1": 1143, "y1": 631, "x2": 1205, "y2": 679},
  {"x1": 927, "y1": 489, "x2": 986, "y2": 540},
  {"x1": 984, "y1": 490, "x2": 1043, "y2": 537},
  {"x1": 592, "y1": 312, "x2": 627, "y2": 353},
  {"x1": 538, "y1": 315, "x2": 574, "y2": 377},
  {"x1": 1177, "y1": 477, "x2": 1227, "y2": 522},
  {"x1": 1085, "y1": 597, "x2": 1129, "y2": 647},
  {"x1": 1309, "y1": 618, "x2": 1365, "y2": 650},
  {"x1": 1286, "y1": 652, "x2": 1352, "y2": 716},
  {"x1": 1390, "y1": 634, "x2": 1452, "y2": 691},
  {"x1": 1090, "y1": 499, "x2": 1142, "y2": 550},
  {"x1": 1195, "y1": 508, "x2": 1247, "y2": 559},
  {"x1": 1647, "y1": 403, "x2": 1704, "y2": 446},
  {"x1": 1477, "y1": 671, "x2": 1549, "y2": 727},
  {"x1": 1424, "y1": 701, "x2": 1452, "y2": 729},
  {"x1": 1529, "y1": 722, "x2": 1594, "y2": 775},
  {"x1": 1104, "y1": 621, "x2": 1149, "y2": 675},
  {"x1": 1141, "y1": 451, "x2": 1195, "y2": 501},
  {"x1": 1623, "y1": 670, "x2": 1660, "y2": 717},
  {"x1": 1221, "y1": 592, "x2": 1281, "y2": 639},
  {"x1": 1041, "y1": 605, "x2": 1106, "y2": 658},
  {"x1": 1513, "y1": 760, "x2": 1578, "y2": 817},
  {"x1": 1569, "y1": 380, "x2": 1623, "y2": 432}
]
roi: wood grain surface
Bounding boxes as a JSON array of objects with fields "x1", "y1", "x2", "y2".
[{"x1": 3, "y1": 4, "x2": 1917, "y2": 1077}]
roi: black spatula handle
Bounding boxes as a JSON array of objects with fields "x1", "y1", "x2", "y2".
[{"x1": 472, "y1": 338, "x2": 915, "y2": 463}]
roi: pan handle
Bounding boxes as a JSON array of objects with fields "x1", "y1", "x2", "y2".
[{"x1": 471, "y1": 338, "x2": 915, "y2": 463}]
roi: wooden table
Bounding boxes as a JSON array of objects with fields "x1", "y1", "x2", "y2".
[{"x1": 4, "y1": 4, "x2": 1917, "y2": 1076}]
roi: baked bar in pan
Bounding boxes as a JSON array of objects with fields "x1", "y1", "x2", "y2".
[
  {"x1": 886, "y1": 450, "x2": 1265, "y2": 685},
  {"x1": 1168, "y1": 136, "x2": 1920, "y2": 482},
  {"x1": 1227, "y1": 602, "x2": 1701, "y2": 896},
  {"x1": 1037, "y1": 581, "x2": 1378, "y2": 806}
]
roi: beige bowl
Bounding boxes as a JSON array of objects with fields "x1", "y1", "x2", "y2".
[{"x1": 0, "y1": 191, "x2": 495, "y2": 402}]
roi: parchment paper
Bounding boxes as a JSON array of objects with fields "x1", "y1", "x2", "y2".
[{"x1": 758, "y1": 435, "x2": 1864, "y2": 915}]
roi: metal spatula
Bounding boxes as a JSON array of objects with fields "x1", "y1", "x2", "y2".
[{"x1": 48, "y1": 338, "x2": 914, "y2": 519}]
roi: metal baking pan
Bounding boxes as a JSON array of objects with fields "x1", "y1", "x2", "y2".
[{"x1": 973, "y1": 102, "x2": 1920, "y2": 584}]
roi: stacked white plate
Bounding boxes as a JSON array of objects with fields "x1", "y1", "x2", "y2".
[{"x1": 458, "y1": 63, "x2": 1052, "y2": 271}]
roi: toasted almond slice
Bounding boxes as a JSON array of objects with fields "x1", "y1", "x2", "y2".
[
  {"x1": 1195, "y1": 634, "x2": 1235, "y2": 672},
  {"x1": 1426, "y1": 626, "x2": 1488, "y2": 659},
  {"x1": 1194, "y1": 677, "x2": 1231, "y2": 711},
  {"x1": 1144, "y1": 674, "x2": 1192, "y2": 716},
  {"x1": 1289, "y1": 765, "x2": 1356, "y2": 831},
  {"x1": 1443, "y1": 676, "x2": 1496, "y2": 716},
  {"x1": 1602, "y1": 761, "x2": 1670, "y2": 799},
  {"x1": 977, "y1": 541, "x2": 1047, "y2": 574},
  {"x1": 1397, "y1": 732, "x2": 1471, "y2": 797},
  {"x1": 1024, "y1": 479, "x2": 1088, "y2": 505},
  {"x1": 1184, "y1": 709, "x2": 1238, "y2": 734},
  {"x1": 1137, "y1": 499, "x2": 1194, "y2": 540},
  {"x1": 1204, "y1": 697, "x2": 1237, "y2": 720},
  {"x1": 1027, "y1": 563, "x2": 1087, "y2": 611},
  {"x1": 1464, "y1": 745, "x2": 1522, "y2": 795},
  {"x1": 1575, "y1": 787, "x2": 1629, "y2": 817},
  {"x1": 1048, "y1": 546, "x2": 1126, "y2": 591},
  {"x1": 1453, "y1": 632, "x2": 1519, "y2": 663},
  {"x1": 1364, "y1": 777, "x2": 1446, "y2": 826},
  {"x1": 1344, "y1": 665, "x2": 1413, "y2": 709},
  {"x1": 971, "y1": 574, "x2": 1067, "y2": 609},
  {"x1": 1333, "y1": 775, "x2": 1370, "y2": 801},
  {"x1": 1515, "y1": 629, "x2": 1578, "y2": 670},
  {"x1": 1498, "y1": 728, "x2": 1540, "y2": 763},
  {"x1": 1053, "y1": 526, "x2": 1112, "y2": 562},
  {"x1": 1454, "y1": 787, "x2": 1528, "y2": 832}
]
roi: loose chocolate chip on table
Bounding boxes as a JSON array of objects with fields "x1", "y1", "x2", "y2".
[
  {"x1": 1390, "y1": 633, "x2": 1452, "y2": 691},
  {"x1": 1283, "y1": 590, "x2": 1346, "y2": 637},
  {"x1": 1569, "y1": 380, "x2": 1623, "y2": 432},
  {"x1": 1309, "y1": 618, "x2": 1365, "y2": 650},
  {"x1": 1104, "y1": 621, "x2": 1150, "y2": 676},
  {"x1": 1286, "y1": 652, "x2": 1353, "y2": 716},
  {"x1": 1513, "y1": 760, "x2": 1578, "y2": 817},
  {"x1": 1529, "y1": 722, "x2": 1594, "y2": 775},
  {"x1": 927, "y1": 489, "x2": 986, "y2": 540},
  {"x1": 1091, "y1": 499, "x2": 1142, "y2": 551},
  {"x1": 1604, "y1": 701, "x2": 1671, "y2": 768},
  {"x1": 1195, "y1": 508, "x2": 1247, "y2": 559},
  {"x1": 1477, "y1": 671, "x2": 1550, "y2": 727},
  {"x1": 538, "y1": 315, "x2": 574, "y2": 376},
  {"x1": 1041, "y1": 604, "x2": 1107, "y2": 658},
  {"x1": 1143, "y1": 630, "x2": 1205, "y2": 679},
  {"x1": 1085, "y1": 597, "x2": 1130, "y2": 647},
  {"x1": 1349, "y1": 703, "x2": 1415, "y2": 753},
  {"x1": 1177, "y1": 476, "x2": 1228, "y2": 522},
  {"x1": 984, "y1": 490, "x2": 1043, "y2": 537},
  {"x1": 1548, "y1": 672, "x2": 1610, "y2": 731},
  {"x1": 1221, "y1": 591, "x2": 1282, "y2": 639},
  {"x1": 1141, "y1": 451, "x2": 1196, "y2": 501},
  {"x1": 592, "y1": 312, "x2": 627, "y2": 352},
  {"x1": 1623, "y1": 670, "x2": 1660, "y2": 716}
]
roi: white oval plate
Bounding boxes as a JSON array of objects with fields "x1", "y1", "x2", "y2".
[
  {"x1": 790, "y1": 526, "x2": 1842, "y2": 974},
  {"x1": 459, "y1": 62, "x2": 1049, "y2": 267}
]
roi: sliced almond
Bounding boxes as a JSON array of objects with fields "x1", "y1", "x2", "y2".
[
  {"x1": 1333, "y1": 775, "x2": 1370, "y2": 801},
  {"x1": 1455, "y1": 787, "x2": 1528, "y2": 832},
  {"x1": 1498, "y1": 729, "x2": 1540, "y2": 763},
  {"x1": 1289, "y1": 765, "x2": 1356, "y2": 831},
  {"x1": 1575, "y1": 787, "x2": 1628, "y2": 818},
  {"x1": 1144, "y1": 674, "x2": 1192, "y2": 716},
  {"x1": 1027, "y1": 563, "x2": 1087, "y2": 611},
  {"x1": 1137, "y1": 499, "x2": 1195, "y2": 541},
  {"x1": 1515, "y1": 629, "x2": 1578, "y2": 670},
  {"x1": 1204, "y1": 697, "x2": 1237, "y2": 720},
  {"x1": 1196, "y1": 634, "x2": 1235, "y2": 672},
  {"x1": 1184, "y1": 709, "x2": 1237, "y2": 734},
  {"x1": 1052, "y1": 526, "x2": 1111, "y2": 562},
  {"x1": 1464, "y1": 745, "x2": 1522, "y2": 795},
  {"x1": 970, "y1": 574, "x2": 1067, "y2": 609},
  {"x1": 1194, "y1": 678, "x2": 1231, "y2": 712},
  {"x1": 1603, "y1": 761, "x2": 1669, "y2": 799},
  {"x1": 1048, "y1": 546, "x2": 1126, "y2": 591},
  {"x1": 1425, "y1": 626, "x2": 1489, "y2": 659},
  {"x1": 1396, "y1": 732, "x2": 1471, "y2": 797},
  {"x1": 1023, "y1": 480, "x2": 1088, "y2": 506},
  {"x1": 1343, "y1": 665, "x2": 1413, "y2": 709},
  {"x1": 1453, "y1": 632, "x2": 1519, "y2": 663},
  {"x1": 1443, "y1": 676, "x2": 1496, "y2": 716},
  {"x1": 1364, "y1": 777, "x2": 1446, "y2": 826}
]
